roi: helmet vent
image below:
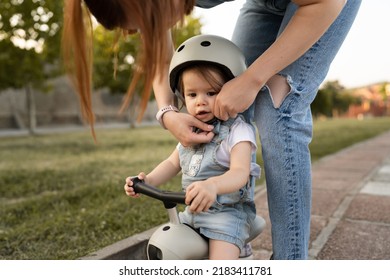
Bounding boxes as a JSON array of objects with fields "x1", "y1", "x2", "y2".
[
  {"x1": 200, "y1": 41, "x2": 211, "y2": 47},
  {"x1": 177, "y1": 45, "x2": 185, "y2": 52}
]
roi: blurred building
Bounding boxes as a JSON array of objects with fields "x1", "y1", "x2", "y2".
[
  {"x1": 344, "y1": 82, "x2": 390, "y2": 119},
  {"x1": 0, "y1": 76, "x2": 157, "y2": 129}
]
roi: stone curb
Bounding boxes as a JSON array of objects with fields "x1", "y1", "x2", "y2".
[{"x1": 80, "y1": 227, "x2": 156, "y2": 260}]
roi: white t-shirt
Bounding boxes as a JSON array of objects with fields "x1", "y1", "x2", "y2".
[{"x1": 215, "y1": 117, "x2": 260, "y2": 178}]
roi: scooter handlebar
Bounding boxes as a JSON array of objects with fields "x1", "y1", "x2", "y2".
[{"x1": 131, "y1": 177, "x2": 186, "y2": 205}]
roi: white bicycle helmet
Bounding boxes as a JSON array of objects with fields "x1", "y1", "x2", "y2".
[{"x1": 169, "y1": 34, "x2": 247, "y2": 103}]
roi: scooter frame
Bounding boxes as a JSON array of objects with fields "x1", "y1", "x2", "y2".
[{"x1": 131, "y1": 178, "x2": 265, "y2": 260}]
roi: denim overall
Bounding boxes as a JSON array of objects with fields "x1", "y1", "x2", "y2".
[
  {"x1": 179, "y1": 116, "x2": 255, "y2": 204},
  {"x1": 178, "y1": 116, "x2": 257, "y2": 250}
]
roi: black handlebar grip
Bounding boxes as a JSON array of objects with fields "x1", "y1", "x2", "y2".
[{"x1": 131, "y1": 178, "x2": 186, "y2": 205}]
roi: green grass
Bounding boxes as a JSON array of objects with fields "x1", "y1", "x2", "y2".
[
  {"x1": 0, "y1": 126, "x2": 181, "y2": 259},
  {"x1": 310, "y1": 117, "x2": 390, "y2": 161},
  {"x1": 1, "y1": 117, "x2": 390, "y2": 259}
]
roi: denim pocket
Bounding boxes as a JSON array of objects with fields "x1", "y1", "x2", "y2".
[
  {"x1": 217, "y1": 192, "x2": 241, "y2": 205},
  {"x1": 216, "y1": 185, "x2": 250, "y2": 205}
]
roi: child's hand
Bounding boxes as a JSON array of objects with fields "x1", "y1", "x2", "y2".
[
  {"x1": 124, "y1": 172, "x2": 146, "y2": 198},
  {"x1": 185, "y1": 181, "x2": 217, "y2": 213}
]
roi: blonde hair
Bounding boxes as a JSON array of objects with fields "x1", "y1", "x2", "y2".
[{"x1": 62, "y1": 0, "x2": 196, "y2": 137}]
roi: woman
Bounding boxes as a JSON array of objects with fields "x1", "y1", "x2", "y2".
[{"x1": 62, "y1": 0, "x2": 361, "y2": 259}]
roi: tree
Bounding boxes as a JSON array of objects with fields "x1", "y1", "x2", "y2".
[
  {"x1": 92, "y1": 16, "x2": 202, "y2": 126},
  {"x1": 380, "y1": 82, "x2": 390, "y2": 99},
  {"x1": 0, "y1": 0, "x2": 63, "y2": 132},
  {"x1": 311, "y1": 88, "x2": 333, "y2": 118},
  {"x1": 379, "y1": 82, "x2": 390, "y2": 115},
  {"x1": 312, "y1": 80, "x2": 361, "y2": 118}
]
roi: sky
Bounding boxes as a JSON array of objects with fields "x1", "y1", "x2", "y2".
[{"x1": 194, "y1": 0, "x2": 390, "y2": 89}]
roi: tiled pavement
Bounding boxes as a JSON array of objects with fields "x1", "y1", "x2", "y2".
[{"x1": 251, "y1": 130, "x2": 390, "y2": 260}]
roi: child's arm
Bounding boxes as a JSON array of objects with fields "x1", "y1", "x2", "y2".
[
  {"x1": 185, "y1": 141, "x2": 252, "y2": 213},
  {"x1": 146, "y1": 148, "x2": 181, "y2": 186},
  {"x1": 124, "y1": 148, "x2": 181, "y2": 197}
]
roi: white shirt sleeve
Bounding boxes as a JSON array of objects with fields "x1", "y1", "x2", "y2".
[{"x1": 216, "y1": 117, "x2": 258, "y2": 168}]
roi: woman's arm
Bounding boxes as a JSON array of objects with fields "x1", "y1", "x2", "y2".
[
  {"x1": 185, "y1": 141, "x2": 253, "y2": 213},
  {"x1": 152, "y1": 31, "x2": 215, "y2": 147},
  {"x1": 214, "y1": 0, "x2": 346, "y2": 120},
  {"x1": 152, "y1": 31, "x2": 175, "y2": 109}
]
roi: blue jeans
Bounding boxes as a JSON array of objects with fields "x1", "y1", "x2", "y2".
[{"x1": 230, "y1": 0, "x2": 361, "y2": 259}]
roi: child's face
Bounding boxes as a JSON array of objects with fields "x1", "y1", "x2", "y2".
[{"x1": 182, "y1": 68, "x2": 223, "y2": 122}]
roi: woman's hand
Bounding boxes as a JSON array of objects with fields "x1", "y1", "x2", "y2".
[
  {"x1": 213, "y1": 72, "x2": 261, "y2": 121},
  {"x1": 163, "y1": 111, "x2": 215, "y2": 147},
  {"x1": 124, "y1": 172, "x2": 146, "y2": 198}
]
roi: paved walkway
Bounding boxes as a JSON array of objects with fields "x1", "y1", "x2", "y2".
[{"x1": 251, "y1": 130, "x2": 390, "y2": 260}]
